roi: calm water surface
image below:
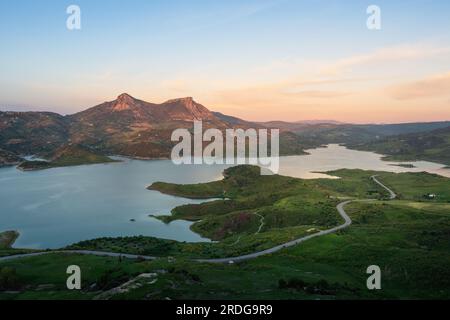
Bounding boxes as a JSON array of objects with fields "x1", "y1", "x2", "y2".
[{"x1": 0, "y1": 144, "x2": 448, "y2": 249}]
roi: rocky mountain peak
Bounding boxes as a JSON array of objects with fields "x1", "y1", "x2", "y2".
[
  {"x1": 117, "y1": 93, "x2": 135, "y2": 101},
  {"x1": 162, "y1": 97, "x2": 215, "y2": 120},
  {"x1": 165, "y1": 97, "x2": 194, "y2": 105},
  {"x1": 113, "y1": 93, "x2": 138, "y2": 111}
]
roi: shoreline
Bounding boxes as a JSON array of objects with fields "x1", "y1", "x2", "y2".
[{"x1": 2, "y1": 145, "x2": 449, "y2": 172}]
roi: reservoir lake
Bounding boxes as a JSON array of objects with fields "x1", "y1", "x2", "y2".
[{"x1": 1, "y1": 144, "x2": 448, "y2": 249}]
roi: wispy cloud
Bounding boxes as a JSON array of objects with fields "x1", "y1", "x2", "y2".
[
  {"x1": 320, "y1": 44, "x2": 450, "y2": 75},
  {"x1": 387, "y1": 72, "x2": 450, "y2": 100},
  {"x1": 283, "y1": 90, "x2": 351, "y2": 98}
]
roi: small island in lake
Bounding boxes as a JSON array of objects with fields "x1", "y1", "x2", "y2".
[{"x1": 390, "y1": 163, "x2": 416, "y2": 168}]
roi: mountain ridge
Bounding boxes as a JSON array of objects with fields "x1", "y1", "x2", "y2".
[
  {"x1": 0, "y1": 94, "x2": 306, "y2": 163},
  {"x1": 1, "y1": 94, "x2": 450, "y2": 166}
]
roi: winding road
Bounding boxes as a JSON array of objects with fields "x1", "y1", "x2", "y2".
[{"x1": 0, "y1": 175, "x2": 396, "y2": 264}]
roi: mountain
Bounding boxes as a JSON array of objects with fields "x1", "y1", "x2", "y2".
[
  {"x1": 70, "y1": 94, "x2": 220, "y2": 126},
  {"x1": 0, "y1": 94, "x2": 309, "y2": 163},
  {"x1": 213, "y1": 112, "x2": 310, "y2": 155},
  {"x1": 1, "y1": 94, "x2": 449, "y2": 166},
  {"x1": 0, "y1": 111, "x2": 69, "y2": 154},
  {"x1": 348, "y1": 126, "x2": 450, "y2": 165},
  {"x1": 67, "y1": 94, "x2": 229, "y2": 158}
]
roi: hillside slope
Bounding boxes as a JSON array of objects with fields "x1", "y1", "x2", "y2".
[
  {"x1": 0, "y1": 148, "x2": 22, "y2": 167},
  {"x1": 17, "y1": 144, "x2": 115, "y2": 171},
  {"x1": 0, "y1": 111, "x2": 70, "y2": 154},
  {"x1": 349, "y1": 126, "x2": 450, "y2": 165}
]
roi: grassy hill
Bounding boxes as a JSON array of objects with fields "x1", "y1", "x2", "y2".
[
  {"x1": 17, "y1": 144, "x2": 116, "y2": 171},
  {"x1": 349, "y1": 126, "x2": 450, "y2": 165}
]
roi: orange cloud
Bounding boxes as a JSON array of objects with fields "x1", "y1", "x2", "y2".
[{"x1": 388, "y1": 72, "x2": 450, "y2": 100}]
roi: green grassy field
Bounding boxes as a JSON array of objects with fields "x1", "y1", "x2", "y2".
[
  {"x1": 2, "y1": 199, "x2": 450, "y2": 299},
  {"x1": 1, "y1": 166, "x2": 450, "y2": 299}
]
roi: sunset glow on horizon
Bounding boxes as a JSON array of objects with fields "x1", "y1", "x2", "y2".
[{"x1": 1, "y1": 0, "x2": 449, "y2": 124}]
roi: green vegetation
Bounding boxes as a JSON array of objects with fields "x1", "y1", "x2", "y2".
[
  {"x1": 150, "y1": 166, "x2": 343, "y2": 242},
  {"x1": 349, "y1": 126, "x2": 450, "y2": 165},
  {"x1": 2, "y1": 167, "x2": 450, "y2": 299},
  {"x1": 17, "y1": 160, "x2": 53, "y2": 171},
  {"x1": 67, "y1": 226, "x2": 314, "y2": 259},
  {"x1": 0, "y1": 267, "x2": 21, "y2": 291},
  {"x1": 17, "y1": 144, "x2": 116, "y2": 171},
  {"x1": 70, "y1": 167, "x2": 450, "y2": 259},
  {"x1": 4, "y1": 196, "x2": 450, "y2": 299}
]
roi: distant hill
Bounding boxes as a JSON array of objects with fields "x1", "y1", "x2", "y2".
[
  {"x1": 261, "y1": 120, "x2": 450, "y2": 148},
  {"x1": 349, "y1": 126, "x2": 450, "y2": 165},
  {"x1": 358, "y1": 122, "x2": 450, "y2": 136},
  {"x1": 0, "y1": 111, "x2": 69, "y2": 154},
  {"x1": 213, "y1": 111, "x2": 263, "y2": 128},
  {"x1": 295, "y1": 120, "x2": 345, "y2": 125}
]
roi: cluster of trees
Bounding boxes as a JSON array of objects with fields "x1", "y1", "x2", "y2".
[
  {"x1": 0, "y1": 267, "x2": 21, "y2": 291},
  {"x1": 278, "y1": 278, "x2": 357, "y2": 296}
]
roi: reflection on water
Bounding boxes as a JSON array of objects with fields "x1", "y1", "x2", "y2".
[
  {"x1": 0, "y1": 144, "x2": 448, "y2": 249},
  {"x1": 280, "y1": 144, "x2": 450, "y2": 179}
]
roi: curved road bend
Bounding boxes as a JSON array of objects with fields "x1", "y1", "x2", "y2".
[
  {"x1": 371, "y1": 175, "x2": 396, "y2": 200},
  {"x1": 0, "y1": 176, "x2": 396, "y2": 264}
]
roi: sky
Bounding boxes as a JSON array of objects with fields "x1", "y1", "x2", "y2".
[{"x1": 0, "y1": 0, "x2": 449, "y2": 123}]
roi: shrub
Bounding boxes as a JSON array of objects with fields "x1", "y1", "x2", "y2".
[{"x1": 0, "y1": 267, "x2": 21, "y2": 291}]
